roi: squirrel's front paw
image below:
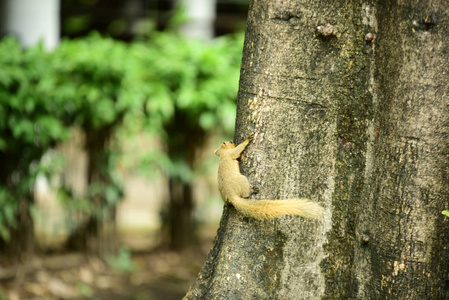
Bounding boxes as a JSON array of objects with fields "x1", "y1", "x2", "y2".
[{"x1": 249, "y1": 186, "x2": 259, "y2": 197}]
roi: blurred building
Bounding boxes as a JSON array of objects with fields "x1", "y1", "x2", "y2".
[
  {"x1": 60, "y1": 0, "x2": 249, "y2": 40},
  {"x1": 1, "y1": 0, "x2": 248, "y2": 48},
  {"x1": 1, "y1": 0, "x2": 60, "y2": 49}
]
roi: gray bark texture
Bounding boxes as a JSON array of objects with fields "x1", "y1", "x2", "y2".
[{"x1": 185, "y1": 0, "x2": 449, "y2": 299}]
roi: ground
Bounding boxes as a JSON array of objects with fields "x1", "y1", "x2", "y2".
[{"x1": 0, "y1": 244, "x2": 210, "y2": 300}]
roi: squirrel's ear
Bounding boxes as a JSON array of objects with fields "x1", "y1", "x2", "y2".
[{"x1": 214, "y1": 149, "x2": 219, "y2": 156}]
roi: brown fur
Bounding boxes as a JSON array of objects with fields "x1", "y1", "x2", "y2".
[{"x1": 215, "y1": 134, "x2": 323, "y2": 220}]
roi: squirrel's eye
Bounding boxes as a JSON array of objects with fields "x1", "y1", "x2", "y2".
[{"x1": 230, "y1": 141, "x2": 233, "y2": 144}]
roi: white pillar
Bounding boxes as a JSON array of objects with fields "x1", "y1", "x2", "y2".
[
  {"x1": 179, "y1": 0, "x2": 216, "y2": 40},
  {"x1": 2, "y1": 0, "x2": 60, "y2": 50}
]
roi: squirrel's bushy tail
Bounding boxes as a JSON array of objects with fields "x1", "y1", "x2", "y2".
[{"x1": 231, "y1": 196, "x2": 323, "y2": 220}]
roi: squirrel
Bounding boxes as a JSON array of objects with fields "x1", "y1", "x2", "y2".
[{"x1": 214, "y1": 134, "x2": 323, "y2": 220}]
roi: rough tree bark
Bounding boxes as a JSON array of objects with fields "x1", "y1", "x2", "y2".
[
  {"x1": 185, "y1": 0, "x2": 449, "y2": 299},
  {"x1": 353, "y1": 1, "x2": 449, "y2": 299}
]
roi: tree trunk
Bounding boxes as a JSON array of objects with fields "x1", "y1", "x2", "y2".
[
  {"x1": 178, "y1": 0, "x2": 216, "y2": 40},
  {"x1": 353, "y1": 1, "x2": 449, "y2": 298},
  {"x1": 0, "y1": 167, "x2": 35, "y2": 281},
  {"x1": 66, "y1": 127, "x2": 118, "y2": 256},
  {"x1": 164, "y1": 109, "x2": 205, "y2": 250},
  {"x1": 185, "y1": 0, "x2": 449, "y2": 299},
  {"x1": 168, "y1": 177, "x2": 194, "y2": 250},
  {"x1": 1, "y1": 0, "x2": 60, "y2": 49},
  {"x1": 85, "y1": 129, "x2": 117, "y2": 256},
  {"x1": 0, "y1": 195, "x2": 34, "y2": 263},
  {"x1": 0, "y1": 152, "x2": 36, "y2": 271}
]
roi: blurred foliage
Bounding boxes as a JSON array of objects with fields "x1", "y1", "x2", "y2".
[
  {"x1": 133, "y1": 31, "x2": 243, "y2": 181},
  {"x1": 62, "y1": 15, "x2": 93, "y2": 35},
  {"x1": 49, "y1": 35, "x2": 132, "y2": 225},
  {"x1": 0, "y1": 38, "x2": 71, "y2": 241},
  {"x1": 0, "y1": 37, "x2": 71, "y2": 152},
  {"x1": 75, "y1": 282, "x2": 94, "y2": 298},
  {"x1": 132, "y1": 31, "x2": 242, "y2": 134},
  {"x1": 50, "y1": 34, "x2": 134, "y2": 129},
  {"x1": 106, "y1": 246, "x2": 138, "y2": 273},
  {"x1": 0, "y1": 30, "x2": 243, "y2": 243}
]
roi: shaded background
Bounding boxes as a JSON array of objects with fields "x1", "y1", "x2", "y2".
[{"x1": 0, "y1": 0, "x2": 249, "y2": 299}]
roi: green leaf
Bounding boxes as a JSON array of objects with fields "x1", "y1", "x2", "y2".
[
  {"x1": 199, "y1": 112, "x2": 217, "y2": 130},
  {"x1": 105, "y1": 186, "x2": 121, "y2": 205},
  {"x1": 11, "y1": 118, "x2": 34, "y2": 140},
  {"x1": 0, "y1": 226, "x2": 10, "y2": 241},
  {"x1": 76, "y1": 283, "x2": 94, "y2": 298},
  {"x1": 442, "y1": 211, "x2": 449, "y2": 217},
  {"x1": 36, "y1": 116, "x2": 67, "y2": 140},
  {"x1": 105, "y1": 246, "x2": 138, "y2": 273},
  {"x1": 0, "y1": 138, "x2": 6, "y2": 151}
]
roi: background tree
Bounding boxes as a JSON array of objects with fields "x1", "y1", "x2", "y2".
[
  {"x1": 138, "y1": 32, "x2": 243, "y2": 249},
  {"x1": 186, "y1": 0, "x2": 449, "y2": 299},
  {"x1": 44, "y1": 31, "x2": 243, "y2": 254},
  {"x1": 51, "y1": 36, "x2": 138, "y2": 255},
  {"x1": 0, "y1": 38, "x2": 70, "y2": 261}
]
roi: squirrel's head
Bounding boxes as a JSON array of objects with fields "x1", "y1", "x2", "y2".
[{"x1": 214, "y1": 141, "x2": 235, "y2": 156}]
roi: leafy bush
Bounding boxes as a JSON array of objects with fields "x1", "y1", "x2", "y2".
[
  {"x1": 49, "y1": 35, "x2": 134, "y2": 219},
  {"x1": 0, "y1": 31, "x2": 243, "y2": 246},
  {"x1": 131, "y1": 32, "x2": 242, "y2": 133},
  {"x1": 131, "y1": 32, "x2": 243, "y2": 182},
  {"x1": 0, "y1": 37, "x2": 71, "y2": 240},
  {"x1": 50, "y1": 34, "x2": 144, "y2": 130},
  {"x1": 129, "y1": 32, "x2": 243, "y2": 248},
  {"x1": 105, "y1": 246, "x2": 138, "y2": 273}
]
